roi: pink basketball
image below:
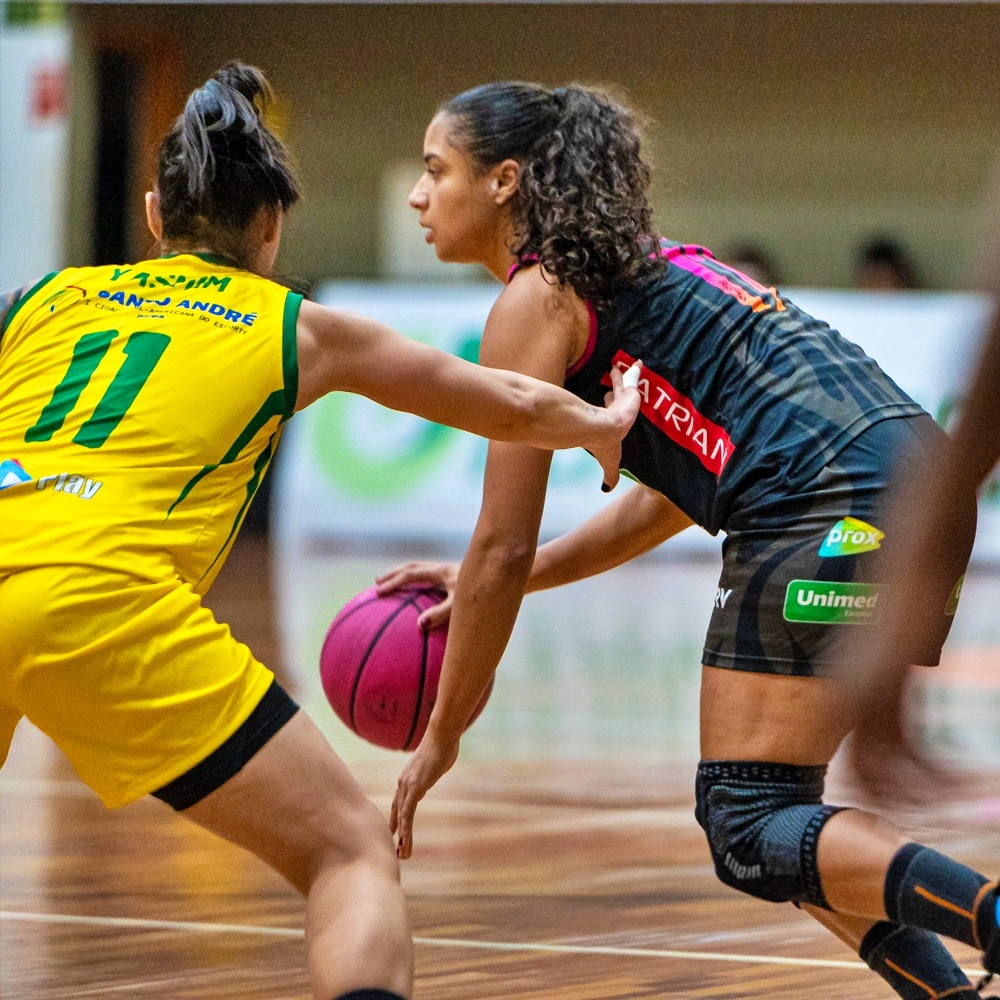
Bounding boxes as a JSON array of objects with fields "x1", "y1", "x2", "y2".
[{"x1": 320, "y1": 585, "x2": 493, "y2": 751}]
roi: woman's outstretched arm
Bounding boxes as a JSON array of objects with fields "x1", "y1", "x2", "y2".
[{"x1": 295, "y1": 298, "x2": 640, "y2": 488}]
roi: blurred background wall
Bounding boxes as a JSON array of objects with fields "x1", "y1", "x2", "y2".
[
  {"x1": 57, "y1": 2, "x2": 1000, "y2": 292},
  {"x1": 4, "y1": 1, "x2": 999, "y2": 541}
]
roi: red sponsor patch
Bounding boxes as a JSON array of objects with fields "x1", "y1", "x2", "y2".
[{"x1": 602, "y1": 351, "x2": 735, "y2": 476}]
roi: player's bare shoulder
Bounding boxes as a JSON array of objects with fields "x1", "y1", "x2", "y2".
[{"x1": 487, "y1": 263, "x2": 590, "y2": 369}]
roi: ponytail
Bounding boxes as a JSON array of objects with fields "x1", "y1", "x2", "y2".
[
  {"x1": 156, "y1": 62, "x2": 300, "y2": 267},
  {"x1": 441, "y1": 81, "x2": 661, "y2": 304}
]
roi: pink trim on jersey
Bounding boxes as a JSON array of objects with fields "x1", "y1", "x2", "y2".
[
  {"x1": 601, "y1": 349, "x2": 735, "y2": 476},
  {"x1": 566, "y1": 301, "x2": 598, "y2": 378},
  {"x1": 660, "y1": 244, "x2": 784, "y2": 314},
  {"x1": 507, "y1": 254, "x2": 540, "y2": 283},
  {"x1": 506, "y1": 255, "x2": 597, "y2": 378}
]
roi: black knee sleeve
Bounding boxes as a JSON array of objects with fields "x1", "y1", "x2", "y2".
[{"x1": 695, "y1": 760, "x2": 844, "y2": 909}]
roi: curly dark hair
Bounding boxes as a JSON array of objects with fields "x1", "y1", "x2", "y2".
[
  {"x1": 440, "y1": 81, "x2": 663, "y2": 305},
  {"x1": 156, "y1": 62, "x2": 300, "y2": 268}
]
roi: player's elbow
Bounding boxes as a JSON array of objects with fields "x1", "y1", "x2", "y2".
[
  {"x1": 498, "y1": 379, "x2": 545, "y2": 443},
  {"x1": 474, "y1": 530, "x2": 537, "y2": 579}
]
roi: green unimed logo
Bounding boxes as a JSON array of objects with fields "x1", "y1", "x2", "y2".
[{"x1": 783, "y1": 580, "x2": 885, "y2": 624}]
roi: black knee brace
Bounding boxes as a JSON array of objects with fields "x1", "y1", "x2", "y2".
[{"x1": 695, "y1": 760, "x2": 844, "y2": 909}]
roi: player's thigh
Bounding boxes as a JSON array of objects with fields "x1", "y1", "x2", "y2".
[
  {"x1": 700, "y1": 489, "x2": 877, "y2": 762},
  {"x1": 700, "y1": 665, "x2": 853, "y2": 763},
  {"x1": 182, "y1": 709, "x2": 395, "y2": 894}
]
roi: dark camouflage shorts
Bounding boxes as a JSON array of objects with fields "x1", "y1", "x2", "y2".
[{"x1": 703, "y1": 414, "x2": 975, "y2": 676}]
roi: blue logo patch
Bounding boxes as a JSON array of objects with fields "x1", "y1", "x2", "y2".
[{"x1": 0, "y1": 459, "x2": 32, "y2": 491}]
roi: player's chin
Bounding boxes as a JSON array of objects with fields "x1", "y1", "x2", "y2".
[
  {"x1": 433, "y1": 239, "x2": 476, "y2": 266},
  {"x1": 432, "y1": 242, "x2": 461, "y2": 264}
]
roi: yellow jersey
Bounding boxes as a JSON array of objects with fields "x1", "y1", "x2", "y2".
[{"x1": 0, "y1": 253, "x2": 301, "y2": 592}]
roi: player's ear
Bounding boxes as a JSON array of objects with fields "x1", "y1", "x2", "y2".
[
  {"x1": 261, "y1": 203, "x2": 282, "y2": 246},
  {"x1": 144, "y1": 189, "x2": 163, "y2": 241},
  {"x1": 492, "y1": 159, "x2": 520, "y2": 206}
]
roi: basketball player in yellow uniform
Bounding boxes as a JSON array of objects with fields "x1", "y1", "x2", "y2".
[{"x1": 0, "y1": 64, "x2": 640, "y2": 1000}]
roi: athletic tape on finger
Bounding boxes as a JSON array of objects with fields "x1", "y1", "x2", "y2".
[{"x1": 623, "y1": 363, "x2": 642, "y2": 389}]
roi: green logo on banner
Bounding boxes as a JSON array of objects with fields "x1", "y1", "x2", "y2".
[
  {"x1": 945, "y1": 574, "x2": 965, "y2": 616},
  {"x1": 311, "y1": 331, "x2": 480, "y2": 500},
  {"x1": 783, "y1": 580, "x2": 885, "y2": 624}
]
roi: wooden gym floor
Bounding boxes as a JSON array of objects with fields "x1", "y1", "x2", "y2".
[{"x1": 3, "y1": 535, "x2": 1000, "y2": 998}]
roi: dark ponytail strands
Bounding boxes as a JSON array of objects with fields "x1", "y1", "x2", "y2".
[
  {"x1": 442, "y1": 81, "x2": 662, "y2": 305},
  {"x1": 157, "y1": 61, "x2": 300, "y2": 267}
]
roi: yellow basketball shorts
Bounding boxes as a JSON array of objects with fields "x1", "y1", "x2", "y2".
[{"x1": 0, "y1": 565, "x2": 276, "y2": 808}]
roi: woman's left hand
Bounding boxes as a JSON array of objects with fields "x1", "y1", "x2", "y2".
[
  {"x1": 390, "y1": 729, "x2": 461, "y2": 859},
  {"x1": 592, "y1": 360, "x2": 642, "y2": 492},
  {"x1": 375, "y1": 560, "x2": 459, "y2": 630}
]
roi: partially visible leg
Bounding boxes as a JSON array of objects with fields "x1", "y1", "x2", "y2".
[
  {"x1": 804, "y1": 906, "x2": 980, "y2": 999},
  {"x1": 182, "y1": 710, "x2": 412, "y2": 1000},
  {"x1": 799, "y1": 906, "x2": 877, "y2": 952},
  {"x1": 1, "y1": 567, "x2": 411, "y2": 1000},
  {"x1": 700, "y1": 665, "x2": 998, "y2": 980}
]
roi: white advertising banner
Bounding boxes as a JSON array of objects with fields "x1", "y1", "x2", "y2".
[
  {"x1": 0, "y1": 15, "x2": 70, "y2": 289},
  {"x1": 273, "y1": 284, "x2": 996, "y2": 560}
]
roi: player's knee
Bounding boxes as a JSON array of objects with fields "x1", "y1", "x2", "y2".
[
  {"x1": 289, "y1": 794, "x2": 399, "y2": 897},
  {"x1": 356, "y1": 799, "x2": 401, "y2": 882},
  {"x1": 334, "y1": 796, "x2": 398, "y2": 871},
  {"x1": 694, "y1": 760, "x2": 843, "y2": 908}
]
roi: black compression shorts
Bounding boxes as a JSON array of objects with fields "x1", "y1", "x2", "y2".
[
  {"x1": 152, "y1": 679, "x2": 299, "y2": 810},
  {"x1": 702, "y1": 414, "x2": 975, "y2": 676}
]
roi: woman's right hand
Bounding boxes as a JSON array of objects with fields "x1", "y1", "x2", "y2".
[
  {"x1": 375, "y1": 560, "x2": 460, "y2": 631},
  {"x1": 391, "y1": 727, "x2": 461, "y2": 859}
]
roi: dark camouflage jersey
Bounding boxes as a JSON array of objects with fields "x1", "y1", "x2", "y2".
[{"x1": 556, "y1": 240, "x2": 924, "y2": 535}]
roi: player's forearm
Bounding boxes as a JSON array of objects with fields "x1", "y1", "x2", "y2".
[
  {"x1": 492, "y1": 370, "x2": 617, "y2": 451},
  {"x1": 527, "y1": 487, "x2": 693, "y2": 593},
  {"x1": 948, "y1": 305, "x2": 1000, "y2": 490},
  {"x1": 340, "y1": 326, "x2": 615, "y2": 451},
  {"x1": 425, "y1": 536, "x2": 533, "y2": 742},
  {"x1": 397, "y1": 357, "x2": 616, "y2": 453}
]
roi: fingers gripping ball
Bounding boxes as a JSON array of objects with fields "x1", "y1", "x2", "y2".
[{"x1": 320, "y1": 585, "x2": 493, "y2": 751}]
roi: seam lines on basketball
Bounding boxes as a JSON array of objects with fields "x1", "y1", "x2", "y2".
[
  {"x1": 320, "y1": 592, "x2": 386, "y2": 665},
  {"x1": 348, "y1": 594, "x2": 422, "y2": 730},
  {"x1": 403, "y1": 622, "x2": 431, "y2": 751}
]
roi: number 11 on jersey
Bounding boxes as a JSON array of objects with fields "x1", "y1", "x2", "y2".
[{"x1": 25, "y1": 330, "x2": 170, "y2": 449}]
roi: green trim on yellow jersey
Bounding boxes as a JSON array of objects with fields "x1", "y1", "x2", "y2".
[
  {"x1": 158, "y1": 275, "x2": 296, "y2": 516},
  {"x1": 1, "y1": 271, "x2": 59, "y2": 339},
  {"x1": 164, "y1": 251, "x2": 240, "y2": 269},
  {"x1": 198, "y1": 436, "x2": 277, "y2": 587},
  {"x1": 282, "y1": 291, "x2": 302, "y2": 417},
  {"x1": 167, "y1": 388, "x2": 288, "y2": 517}
]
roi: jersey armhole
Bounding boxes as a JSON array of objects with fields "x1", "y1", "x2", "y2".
[
  {"x1": 0, "y1": 271, "x2": 59, "y2": 343},
  {"x1": 566, "y1": 301, "x2": 598, "y2": 378},
  {"x1": 281, "y1": 290, "x2": 304, "y2": 420}
]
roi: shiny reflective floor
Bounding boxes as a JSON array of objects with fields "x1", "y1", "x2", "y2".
[{"x1": 3, "y1": 536, "x2": 1000, "y2": 998}]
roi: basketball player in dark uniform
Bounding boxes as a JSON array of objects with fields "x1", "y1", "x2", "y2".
[{"x1": 379, "y1": 81, "x2": 999, "y2": 997}]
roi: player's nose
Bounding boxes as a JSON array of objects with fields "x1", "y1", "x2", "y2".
[{"x1": 408, "y1": 181, "x2": 428, "y2": 210}]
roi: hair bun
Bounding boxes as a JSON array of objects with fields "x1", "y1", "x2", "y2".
[
  {"x1": 156, "y1": 61, "x2": 299, "y2": 263},
  {"x1": 213, "y1": 61, "x2": 272, "y2": 117}
]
